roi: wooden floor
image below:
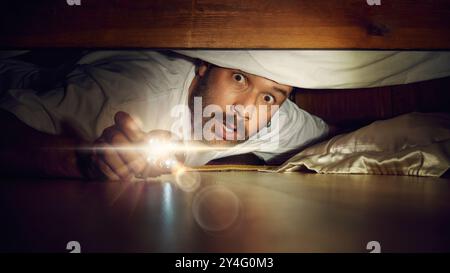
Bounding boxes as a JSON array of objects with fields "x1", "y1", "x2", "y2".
[{"x1": 0, "y1": 172, "x2": 449, "y2": 252}]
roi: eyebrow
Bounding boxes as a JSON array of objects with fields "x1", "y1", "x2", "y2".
[
  {"x1": 237, "y1": 70, "x2": 289, "y2": 97},
  {"x1": 272, "y1": 87, "x2": 289, "y2": 97}
]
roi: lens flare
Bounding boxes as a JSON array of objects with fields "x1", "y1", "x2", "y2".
[
  {"x1": 147, "y1": 138, "x2": 175, "y2": 156},
  {"x1": 192, "y1": 185, "x2": 241, "y2": 232},
  {"x1": 145, "y1": 137, "x2": 183, "y2": 171},
  {"x1": 174, "y1": 166, "x2": 201, "y2": 192}
]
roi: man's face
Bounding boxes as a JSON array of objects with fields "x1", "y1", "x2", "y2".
[{"x1": 189, "y1": 64, "x2": 293, "y2": 147}]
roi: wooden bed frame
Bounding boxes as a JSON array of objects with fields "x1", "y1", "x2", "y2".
[
  {"x1": 1, "y1": 0, "x2": 450, "y2": 49},
  {"x1": 294, "y1": 76, "x2": 450, "y2": 128}
]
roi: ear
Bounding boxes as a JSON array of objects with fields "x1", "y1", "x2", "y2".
[{"x1": 196, "y1": 62, "x2": 209, "y2": 77}]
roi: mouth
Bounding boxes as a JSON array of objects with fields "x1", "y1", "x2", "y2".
[
  {"x1": 212, "y1": 119, "x2": 239, "y2": 141},
  {"x1": 224, "y1": 120, "x2": 236, "y2": 132},
  {"x1": 220, "y1": 122, "x2": 236, "y2": 139}
]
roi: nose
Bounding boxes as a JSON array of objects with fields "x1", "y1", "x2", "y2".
[{"x1": 234, "y1": 92, "x2": 258, "y2": 119}]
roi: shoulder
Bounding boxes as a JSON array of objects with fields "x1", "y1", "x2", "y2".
[
  {"x1": 251, "y1": 99, "x2": 329, "y2": 162},
  {"x1": 278, "y1": 99, "x2": 328, "y2": 137},
  {"x1": 75, "y1": 50, "x2": 196, "y2": 95},
  {"x1": 67, "y1": 51, "x2": 196, "y2": 101}
]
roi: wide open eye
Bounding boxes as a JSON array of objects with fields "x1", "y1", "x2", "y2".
[
  {"x1": 232, "y1": 73, "x2": 246, "y2": 84},
  {"x1": 263, "y1": 94, "x2": 275, "y2": 104}
]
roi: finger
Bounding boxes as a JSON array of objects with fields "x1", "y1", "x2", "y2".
[
  {"x1": 99, "y1": 143, "x2": 133, "y2": 180},
  {"x1": 90, "y1": 149, "x2": 121, "y2": 181},
  {"x1": 92, "y1": 139, "x2": 125, "y2": 181},
  {"x1": 102, "y1": 127, "x2": 130, "y2": 147},
  {"x1": 101, "y1": 126, "x2": 120, "y2": 144},
  {"x1": 127, "y1": 156, "x2": 148, "y2": 176},
  {"x1": 140, "y1": 159, "x2": 171, "y2": 178},
  {"x1": 111, "y1": 132, "x2": 147, "y2": 175},
  {"x1": 114, "y1": 111, "x2": 145, "y2": 142},
  {"x1": 97, "y1": 159, "x2": 121, "y2": 181},
  {"x1": 102, "y1": 130, "x2": 147, "y2": 175}
]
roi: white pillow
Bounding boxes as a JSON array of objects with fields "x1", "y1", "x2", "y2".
[{"x1": 276, "y1": 112, "x2": 450, "y2": 177}]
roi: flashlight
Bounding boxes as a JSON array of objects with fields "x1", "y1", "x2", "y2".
[{"x1": 139, "y1": 130, "x2": 186, "y2": 178}]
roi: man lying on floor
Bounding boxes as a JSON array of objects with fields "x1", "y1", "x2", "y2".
[
  {"x1": 0, "y1": 50, "x2": 329, "y2": 180},
  {"x1": 2, "y1": 50, "x2": 450, "y2": 180}
]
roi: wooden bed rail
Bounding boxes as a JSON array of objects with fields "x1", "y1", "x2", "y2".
[
  {"x1": 294, "y1": 76, "x2": 450, "y2": 127},
  {"x1": 1, "y1": 0, "x2": 450, "y2": 49}
]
